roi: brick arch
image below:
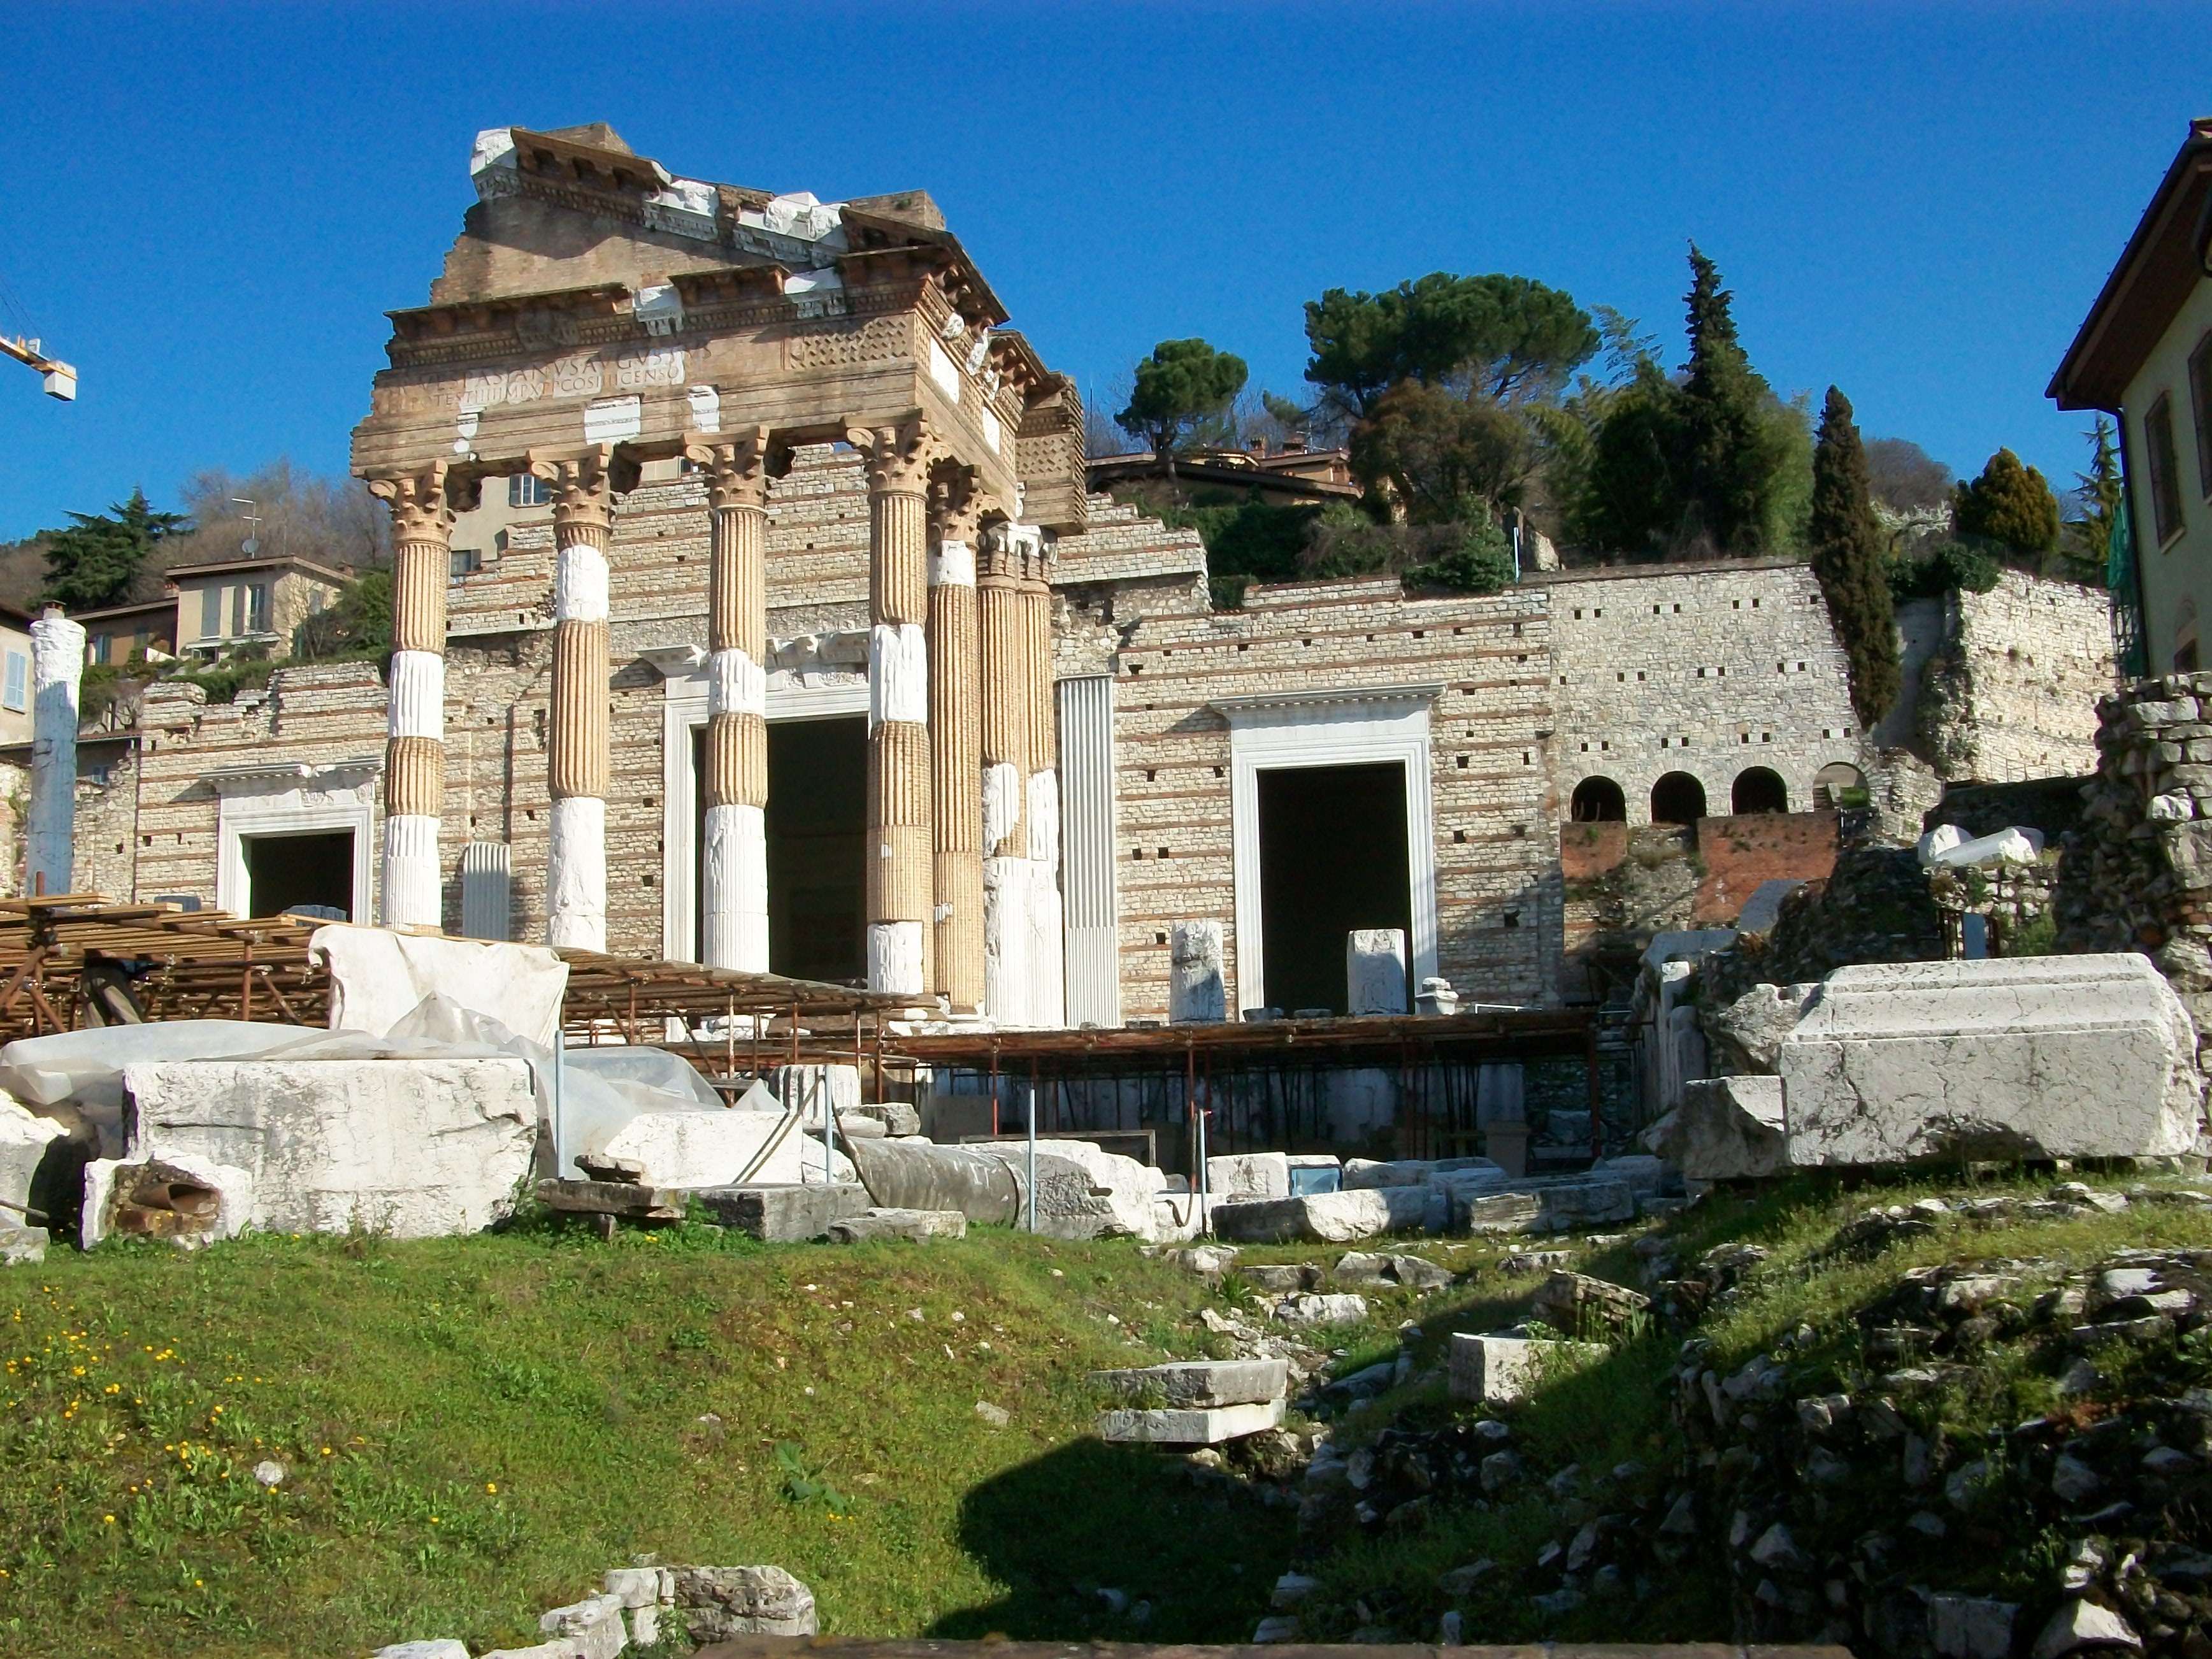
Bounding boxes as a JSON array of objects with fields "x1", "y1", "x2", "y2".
[
  {"x1": 1731, "y1": 766, "x2": 1788, "y2": 814},
  {"x1": 1570, "y1": 775, "x2": 1627, "y2": 822},
  {"x1": 1650, "y1": 770, "x2": 1707, "y2": 825}
]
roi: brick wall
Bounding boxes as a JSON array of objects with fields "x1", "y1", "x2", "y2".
[
  {"x1": 1109, "y1": 574, "x2": 1560, "y2": 1016},
  {"x1": 1690, "y1": 810, "x2": 1840, "y2": 924}
]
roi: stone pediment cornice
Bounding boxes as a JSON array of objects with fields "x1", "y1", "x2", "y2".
[{"x1": 1206, "y1": 684, "x2": 1447, "y2": 729}]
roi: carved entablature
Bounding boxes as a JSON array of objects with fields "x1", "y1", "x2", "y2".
[
  {"x1": 354, "y1": 126, "x2": 1049, "y2": 511},
  {"x1": 1015, "y1": 376, "x2": 1090, "y2": 535}
]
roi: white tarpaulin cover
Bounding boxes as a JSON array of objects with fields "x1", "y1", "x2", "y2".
[{"x1": 308, "y1": 924, "x2": 569, "y2": 1048}]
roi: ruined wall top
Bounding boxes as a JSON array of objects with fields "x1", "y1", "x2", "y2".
[{"x1": 351, "y1": 125, "x2": 1087, "y2": 530}]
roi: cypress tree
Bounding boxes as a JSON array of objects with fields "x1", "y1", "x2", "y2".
[
  {"x1": 1677, "y1": 246, "x2": 1771, "y2": 556},
  {"x1": 1807, "y1": 387, "x2": 1900, "y2": 728}
]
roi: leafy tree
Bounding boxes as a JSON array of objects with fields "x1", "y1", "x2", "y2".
[
  {"x1": 1114, "y1": 340, "x2": 1248, "y2": 475},
  {"x1": 2067, "y1": 417, "x2": 2122, "y2": 584},
  {"x1": 1260, "y1": 391, "x2": 1312, "y2": 433},
  {"x1": 39, "y1": 488, "x2": 190, "y2": 610},
  {"x1": 1303, "y1": 273, "x2": 1597, "y2": 419},
  {"x1": 1807, "y1": 387, "x2": 1900, "y2": 727},
  {"x1": 293, "y1": 566, "x2": 393, "y2": 662},
  {"x1": 1677, "y1": 245, "x2": 1786, "y2": 557},
  {"x1": 1347, "y1": 380, "x2": 1536, "y2": 522},
  {"x1": 1418, "y1": 509, "x2": 1517, "y2": 594},
  {"x1": 1863, "y1": 437, "x2": 1953, "y2": 514},
  {"x1": 1953, "y1": 448, "x2": 2060, "y2": 557}
]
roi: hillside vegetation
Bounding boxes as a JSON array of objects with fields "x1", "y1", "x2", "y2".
[{"x1": 1, "y1": 1171, "x2": 2206, "y2": 1658}]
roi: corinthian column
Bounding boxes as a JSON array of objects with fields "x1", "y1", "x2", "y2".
[
  {"x1": 689, "y1": 427, "x2": 773, "y2": 972},
  {"x1": 367, "y1": 464, "x2": 461, "y2": 929},
  {"x1": 928, "y1": 465, "x2": 986, "y2": 1015},
  {"x1": 1021, "y1": 529, "x2": 1065, "y2": 1028},
  {"x1": 535, "y1": 445, "x2": 626, "y2": 952},
  {"x1": 846, "y1": 416, "x2": 935, "y2": 998},
  {"x1": 978, "y1": 521, "x2": 1031, "y2": 1026}
]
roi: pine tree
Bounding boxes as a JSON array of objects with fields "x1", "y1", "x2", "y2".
[
  {"x1": 2068, "y1": 417, "x2": 2123, "y2": 582},
  {"x1": 1677, "y1": 246, "x2": 1772, "y2": 556},
  {"x1": 39, "y1": 487, "x2": 191, "y2": 611},
  {"x1": 1953, "y1": 448, "x2": 2060, "y2": 557},
  {"x1": 1807, "y1": 387, "x2": 1900, "y2": 728}
]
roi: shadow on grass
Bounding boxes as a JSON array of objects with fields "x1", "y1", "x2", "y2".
[{"x1": 926, "y1": 1436, "x2": 1296, "y2": 1642}]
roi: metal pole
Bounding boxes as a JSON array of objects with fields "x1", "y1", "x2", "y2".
[{"x1": 1026, "y1": 1056, "x2": 1038, "y2": 1235}]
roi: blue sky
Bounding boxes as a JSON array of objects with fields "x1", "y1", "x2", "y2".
[{"x1": 0, "y1": 2, "x2": 2206, "y2": 541}]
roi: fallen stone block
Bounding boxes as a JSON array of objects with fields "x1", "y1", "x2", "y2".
[
  {"x1": 535, "y1": 1179, "x2": 687, "y2": 1221},
  {"x1": 1707, "y1": 981, "x2": 1819, "y2": 1074},
  {"x1": 1206, "y1": 1151, "x2": 1289, "y2": 1202},
  {"x1": 692, "y1": 1182, "x2": 870, "y2": 1241},
  {"x1": 845, "y1": 1102, "x2": 921, "y2": 1137},
  {"x1": 826, "y1": 1207, "x2": 966, "y2": 1242},
  {"x1": 1210, "y1": 1187, "x2": 1433, "y2": 1244},
  {"x1": 1090, "y1": 1358, "x2": 1287, "y2": 1408},
  {"x1": 602, "y1": 1567, "x2": 670, "y2": 1609},
  {"x1": 1586, "y1": 1154, "x2": 1671, "y2": 1201},
  {"x1": 670, "y1": 1564, "x2": 817, "y2": 1640},
  {"x1": 1097, "y1": 1397, "x2": 1284, "y2": 1444},
  {"x1": 0, "y1": 1224, "x2": 43, "y2": 1266},
  {"x1": 1657, "y1": 1075, "x2": 1788, "y2": 1181},
  {"x1": 1530, "y1": 1271, "x2": 1651, "y2": 1340},
  {"x1": 1335, "y1": 1251, "x2": 1454, "y2": 1291},
  {"x1": 373, "y1": 1643, "x2": 472, "y2": 1659},
  {"x1": 1458, "y1": 1179, "x2": 1635, "y2": 1235},
  {"x1": 1345, "y1": 1156, "x2": 1504, "y2": 1190},
  {"x1": 1163, "y1": 1243, "x2": 1239, "y2": 1279},
  {"x1": 601, "y1": 1106, "x2": 854, "y2": 1189},
  {"x1": 1272, "y1": 1291, "x2": 1369, "y2": 1326},
  {"x1": 0, "y1": 1093, "x2": 64, "y2": 1222},
  {"x1": 1778, "y1": 954, "x2": 2204, "y2": 1165},
  {"x1": 538, "y1": 1592, "x2": 624, "y2": 1659},
  {"x1": 770, "y1": 1063, "x2": 861, "y2": 1127},
  {"x1": 123, "y1": 1057, "x2": 535, "y2": 1238},
  {"x1": 975, "y1": 1138, "x2": 1193, "y2": 1243},
  {"x1": 1448, "y1": 1331, "x2": 1606, "y2": 1404},
  {"x1": 480, "y1": 1643, "x2": 582, "y2": 1659},
  {"x1": 1242, "y1": 1263, "x2": 1318, "y2": 1293}
]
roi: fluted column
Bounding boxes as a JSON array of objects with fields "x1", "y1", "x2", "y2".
[
  {"x1": 689, "y1": 427, "x2": 773, "y2": 972},
  {"x1": 536, "y1": 445, "x2": 625, "y2": 952},
  {"x1": 847, "y1": 416, "x2": 935, "y2": 998},
  {"x1": 367, "y1": 465, "x2": 459, "y2": 928},
  {"x1": 928, "y1": 466, "x2": 987, "y2": 1015},
  {"x1": 1021, "y1": 530, "x2": 1066, "y2": 1028},
  {"x1": 978, "y1": 522, "x2": 1031, "y2": 1025}
]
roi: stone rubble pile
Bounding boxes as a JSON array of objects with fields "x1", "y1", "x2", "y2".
[{"x1": 372, "y1": 1561, "x2": 814, "y2": 1658}]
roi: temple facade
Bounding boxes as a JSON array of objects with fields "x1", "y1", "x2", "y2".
[{"x1": 87, "y1": 121, "x2": 2072, "y2": 1024}]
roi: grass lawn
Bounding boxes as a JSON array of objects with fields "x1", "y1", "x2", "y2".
[{"x1": 0, "y1": 1219, "x2": 1319, "y2": 1659}]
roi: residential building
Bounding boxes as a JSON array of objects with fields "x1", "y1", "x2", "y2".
[
  {"x1": 2049, "y1": 115, "x2": 2212, "y2": 673},
  {"x1": 72, "y1": 596, "x2": 176, "y2": 669},
  {"x1": 166, "y1": 555, "x2": 351, "y2": 657}
]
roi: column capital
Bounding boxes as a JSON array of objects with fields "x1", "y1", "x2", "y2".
[
  {"x1": 530, "y1": 445, "x2": 637, "y2": 537},
  {"x1": 685, "y1": 425, "x2": 783, "y2": 512},
  {"x1": 845, "y1": 412, "x2": 937, "y2": 496},
  {"x1": 927, "y1": 461, "x2": 993, "y2": 546},
  {"x1": 367, "y1": 462, "x2": 476, "y2": 542}
]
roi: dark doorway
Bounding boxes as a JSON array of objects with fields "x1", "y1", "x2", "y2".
[
  {"x1": 1731, "y1": 766, "x2": 1789, "y2": 814},
  {"x1": 757, "y1": 715, "x2": 866, "y2": 984},
  {"x1": 1257, "y1": 762, "x2": 1412, "y2": 1016},
  {"x1": 1650, "y1": 771, "x2": 1708, "y2": 826},
  {"x1": 243, "y1": 831, "x2": 354, "y2": 920},
  {"x1": 1570, "y1": 776, "x2": 1627, "y2": 822}
]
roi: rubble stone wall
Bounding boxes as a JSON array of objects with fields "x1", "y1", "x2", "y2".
[
  {"x1": 2056, "y1": 672, "x2": 2212, "y2": 1070},
  {"x1": 1544, "y1": 560, "x2": 1865, "y2": 826},
  {"x1": 1914, "y1": 570, "x2": 2113, "y2": 783}
]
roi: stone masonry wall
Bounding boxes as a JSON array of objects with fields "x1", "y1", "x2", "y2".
[
  {"x1": 1914, "y1": 569, "x2": 2113, "y2": 783},
  {"x1": 1109, "y1": 574, "x2": 1560, "y2": 1017},
  {"x1": 1543, "y1": 559, "x2": 1865, "y2": 823}
]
